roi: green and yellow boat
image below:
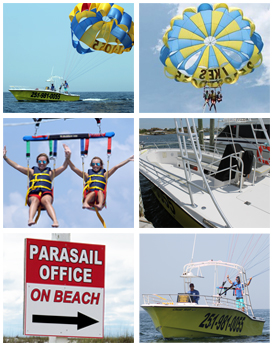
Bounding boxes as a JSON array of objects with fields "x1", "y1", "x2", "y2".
[
  {"x1": 9, "y1": 88, "x2": 80, "y2": 102},
  {"x1": 9, "y1": 76, "x2": 80, "y2": 102},
  {"x1": 142, "y1": 260, "x2": 265, "y2": 339}
]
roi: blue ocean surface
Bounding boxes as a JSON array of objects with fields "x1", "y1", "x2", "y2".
[
  {"x1": 140, "y1": 309, "x2": 270, "y2": 343},
  {"x1": 4, "y1": 91, "x2": 133, "y2": 113}
]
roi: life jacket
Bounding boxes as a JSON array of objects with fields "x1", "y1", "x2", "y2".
[
  {"x1": 234, "y1": 283, "x2": 244, "y2": 298},
  {"x1": 25, "y1": 166, "x2": 52, "y2": 204},
  {"x1": 211, "y1": 93, "x2": 217, "y2": 101},
  {"x1": 25, "y1": 167, "x2": 53, "y2": 223},
  {"x1": 84, "y1": 168, "x2": 106, "y2": 192}
]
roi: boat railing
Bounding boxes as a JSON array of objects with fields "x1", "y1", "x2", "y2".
[
  {"x1": 140, "y1": 141, "x2": 219, "y2": 153},
  {"x1": 199, "y1": 144, "x2": 256, "y2": 183},
  {"x1": 139, "y1": 141, "x2": 179, "y2": 150},
  {"x1": 140, "y1": 148, "x2": 253, "y2": 197},
  {"x1": 9, "y1": 85, "x2": 30, "y2": 90},
  {"x1": 142, "y1": 293, "x2": 252, "y2": 317},
  {"x1": 175, "y1": 119, "x2": 235, "y2": 227},
  {"x1": 185, "y1": 142, "x2": 225, "y2": 157},
  {"x1": 139, "y1": 158, "x2": 194, "y2": 203},
  {"x1": 139, "y1": 157, "x2": 199, "y2": 195},
  {"x1": 140, "y1": 142, "x2": 226, "y2": 161},
  {"x1": 214, "y1": 138, "x2": 270, "y2": 165},
  {"x1": 201, "y1": 151, "x2": 256, "y2": 191}
]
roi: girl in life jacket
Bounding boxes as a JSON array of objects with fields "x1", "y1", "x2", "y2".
[
  {"x1": 3, "y1": 144, "x2": 71, "y2": 227},
  {"x1": 65, "y1": 144, "x2": 134, "y2": 210}
]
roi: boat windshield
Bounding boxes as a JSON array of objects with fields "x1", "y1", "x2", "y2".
[{"x1": 218, "y1": 124, "x2": 270, "y2": 140}]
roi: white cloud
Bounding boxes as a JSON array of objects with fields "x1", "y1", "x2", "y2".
[
  {"x1": 237, "y1": 3, "x2": 270, "y2": 87},
  {"x1": 3, "y1": 191, "x2": 58, "y2": 228},
  {"x1": 3, "y1": 192, "x2": 29, "y2": 228}
]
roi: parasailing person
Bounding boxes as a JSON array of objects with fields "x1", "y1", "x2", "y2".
[{"x1": 3, "y1": 144, "x2": 71, "y2": 227}]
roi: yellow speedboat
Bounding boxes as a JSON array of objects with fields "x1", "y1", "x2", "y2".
[
  {"x1": 9, "y1": 76, "x2": 80, "y2": 102},
  {"x1": 9, "y1": 88, "x2": 80, "y2": 102},
  {"x1": 142, "y1": 260, "x2": 265, "y2": 338}
]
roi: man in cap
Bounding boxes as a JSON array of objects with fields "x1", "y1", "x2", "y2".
[{"x1": 187, "y1": 283, "x2": 200, "y2": 304}]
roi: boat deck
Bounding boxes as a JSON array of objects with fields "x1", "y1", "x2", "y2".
[{"x1": 140, "y1": 149, "x2": 270, "y2": 228}]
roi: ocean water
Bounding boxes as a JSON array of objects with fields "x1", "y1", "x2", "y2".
[
  {"x1": 140, "y1": 133, "x2": 178, "y2": 147},
  {"x1": 4, "y1": 91, "x2": 133, "y2": 113},
  {"x1": 139, "y1": 134, "x2": 181, "y2": 228},
  {"x1": 140, "y1": 309, "x2": 270, "y2": 343}
]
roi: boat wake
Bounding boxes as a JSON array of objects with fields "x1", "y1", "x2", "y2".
[{"x1": 82, "y1": 98, "x2": 109, "y2": 102}]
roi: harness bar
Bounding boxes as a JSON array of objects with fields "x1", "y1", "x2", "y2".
[{"x1": 23, "y1": 132, "x2": 115, "y2": 141}]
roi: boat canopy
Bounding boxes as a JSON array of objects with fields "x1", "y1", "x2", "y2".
[
  {"x1": 181, "y1": 260, "x2": 254, "y2": 315},
  {"x1": 180, "y1": 271, "x2": 204, "y2": 279},
  {"x1": 181, "y1": 260, "x2": 246, "y2": 277}
]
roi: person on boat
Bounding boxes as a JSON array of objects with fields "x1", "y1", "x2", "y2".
[
  {"x1": 50, "y1": 83, "x2": 55, "y2": 91},
  {"x1": 63, "y1": 81, "x2": 69, "y2": 93},
  {"x1": 63, "y1": 144, "x2": 134, "y2": 211},
  {"x1": 209, "y1": 90, "x2": 217, "y2": 112},
  {"x1": 187, "y1": 283, "x2": 200, "y2": 304},
  {"x1": 203, "y1": 90, "x2": 210, "y2": 109},
  {"x1": 3, "y1": 144, "x2": 71, "y2": 227},
  {"x1": 227, "y1": 275, "x2": 252, "y2": 311}
]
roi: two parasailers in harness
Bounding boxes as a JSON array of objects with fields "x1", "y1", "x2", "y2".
[
  {"x1": 3, "y1": 143, "x2": 133, "y2": 226},
  {"x1": 4, "y1": 118, "x2": 133, "y2": 228},
  {"x1": 3, "y1": 144, "x2": 71, "y2": 227}
]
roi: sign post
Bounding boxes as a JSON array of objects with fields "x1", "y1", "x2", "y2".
[
  {"x1": 49, "y1": 233, "x2": 70, "y2": 343},
  {"x1": 24, "y1": 238, "x2": 105, "y2": 339}
]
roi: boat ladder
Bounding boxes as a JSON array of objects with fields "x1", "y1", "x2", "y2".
[{"x1": 175, "y1": 119, "x2": 231, "y2": 228}]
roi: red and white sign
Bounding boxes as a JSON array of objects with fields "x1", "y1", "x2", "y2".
[{"x1": 24, "y1": 238, "x2": 105, "y2": 338}]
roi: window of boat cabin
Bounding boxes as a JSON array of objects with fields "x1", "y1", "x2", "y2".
[
  {"x1": 218, "y1": 125, "x2": 236, "y2": 138},
  {"x1": 218, "y1": 124, "x2": 270, "y2": 139},
  {"x1": 238, "y1": 125, "x2": 254, "y2": 138},
  {"x1": 239, "y1": 124, "x2": 270, "y2": 139}
]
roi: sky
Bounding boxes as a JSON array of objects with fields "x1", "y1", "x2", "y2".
[
  {"x1": 3, "y1": 118, "x2": 134, "y2": 228},
  {"x1": 139, "y1": 3, "x2": 270, "y2": 113},
  {"x1": 3, "y1": 232, "x2": 134, "y2": 337},
  {"x1": 3, "y1": 3, "x2": 134, "y2": 92},
  {"x1": 140, "y1": 234, "x2": 270, "y2": 310}
]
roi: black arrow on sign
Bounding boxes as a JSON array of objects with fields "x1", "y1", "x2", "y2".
[{"x1": 32, "y1": 311, "x2": 99, "y2": 330}]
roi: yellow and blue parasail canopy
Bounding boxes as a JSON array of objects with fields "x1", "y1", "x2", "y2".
[
  {"x1": 69, "y1": 3, "x2": 134, "y2": 55},
  {"x1": 160, "y1": 3, "x2": 264, "y2": 88}
]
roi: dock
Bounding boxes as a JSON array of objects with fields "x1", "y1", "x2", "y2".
[{"x1": 139, "y1": 184, "x2": 154, "y2": 228}]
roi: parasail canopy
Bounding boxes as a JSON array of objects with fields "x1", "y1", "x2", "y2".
[
  {"x1": 69, "y1": 3, "x2": 134, "y2": 55},
  {"x1": 160, "y1": 3, "x2": 264, "y2": 88}
]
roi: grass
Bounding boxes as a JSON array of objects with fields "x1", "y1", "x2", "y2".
[{"x1": 3, "y1": 335, "x2": 134, "y2": 343}]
